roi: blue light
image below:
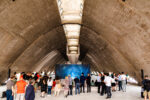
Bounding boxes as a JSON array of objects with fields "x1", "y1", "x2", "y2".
[{"x1": 55, "y1": 64, "x2": 90, "y2": 79}]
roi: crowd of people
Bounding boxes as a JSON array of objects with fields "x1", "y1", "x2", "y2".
[
  {"x1": 5, "y1": 71, "x2": 150, "y2": 100},
  {"x1": 95, "y1": 72, "x2": 128, "y2": 99}
]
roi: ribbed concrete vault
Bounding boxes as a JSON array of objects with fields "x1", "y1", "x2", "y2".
[
  {"x1": 82, "y1": 0, "x2": 150, "y2": 82},
  {"x1": 0, "y1": 0, "x2": 66, "y2": 82},
  {"x1": 0, "y1": 0, "x2": 150, "y2": 83}
]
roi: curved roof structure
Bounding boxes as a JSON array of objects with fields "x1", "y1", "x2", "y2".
[{"x1": 0, "y1": 0, "x2": 150, "y2": 83}]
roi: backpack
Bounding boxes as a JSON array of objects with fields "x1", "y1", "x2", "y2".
[{"x1": 144, "y1": 80, "x2": 150, "y2": 91}]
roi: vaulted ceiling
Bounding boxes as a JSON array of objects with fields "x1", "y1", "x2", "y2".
[{"x1": 0, "y1": 0, "x2": 150, "y2": 83}]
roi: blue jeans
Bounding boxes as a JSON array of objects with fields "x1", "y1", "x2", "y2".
[
  {"x1": 80, "y1": 83, "x2": 85, "y2": 93},
  {"x1": 48, "y1": 86, "x2": 52, "y2": 94},
  {"x1": 69, "y1": 85, "x2": 73, "y2": 95},
  {"x1": 118, "y1": 81, "x2": 122, "y2": 91},
  {"x1": 75, "y1": 83, "x2": 80, "y2": 95},
  {"x1": 6, "y1": 90, "x2": 13, "y2": 100}
]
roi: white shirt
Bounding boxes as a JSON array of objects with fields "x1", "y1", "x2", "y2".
[
  {"x1": 112, "y1": 78, "x2": 116, "y2": 83},
  {"x1": 104, "y1": 76, "x2": 112, "y2": 87},
  {"x1": 16, "y1": 73, "x2": 21, "y2": 81},
  {"x1": 97, "y1": 76, "x2": 101, "y2": 82},
  {"x1": 121, "y1": 74, "x2": 126, "y2": 81},
  {"x1": 47, "y1": 80, "x2": 53, "y2": 86}
]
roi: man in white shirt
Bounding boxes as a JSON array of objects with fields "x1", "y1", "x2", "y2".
[
  {"x1": 104, "y1": 73, "x2": 112, "y2": 99},
  {"x1": 121, "y1": 72, "x2": 127, "y2": 92}
]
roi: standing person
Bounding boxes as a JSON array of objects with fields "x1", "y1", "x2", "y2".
[
  {"x1": 118, "y1": 73, "x2": 122, "y2": 91},
  {"x1": 6, "y1": 76, "x2": 15, "y2": 100},
  {"x1": 114, "y1": 73, "x2": 118, "y2": 90},
  {"x1": 25, "y1": 79, "x2": 35, "y2": 100},
  {"x1": 38, "y1": 76, "x2": 43, "y2": 90},
  {"x1": 74, "y1": 76, "x2": 80, "y2": 95},
  {"x1": 43, "y1": 74, "x2": 48, "y2": 82},
  {"x1": 33, "y1": 73, "x2": 38, "y2": 92},
  {"x1": 52, "y1": 79, "x2": 56, "y2": 89},
  {"x1": 86, "y1": 74, "x2": 91, "y2": 93},
  {"x1": 80, "y1": 73, "x2": 86, "y2": 93},
  {"x1": 54, "y1": 77, "x2": 61, "y2": 96},
  {"x1": 101, "y1": 73, "x2": 106, "y2": 96},
  {"x1": 15, "y1": 77, "x2": 27, "y2": 100},
  {"x1": 43, "y1": 74, "x2": 48, "y2": 93},
  {"x1": 91, "y1": 80, "x2": 95, "y2": 86},
  {"x1": 41, "y1": 79, "x2": 47, "y2": 98},
  {"x1": 14, "y1": 72, "x2": 17, "y2": 83},
  {"x1": 126, "y1": 74, "x2": 129, "y2": 84},
  {"x1": 111, "y1": 74, "x2": 116, "y2": 92},
  {"x1": 47, "y1": 77, "x2": 53, "y2": 95},
  {"x1": 95, "y1": 80, "x2": 98, "y2": 86},
  {"x1": 104, "y1": 73, "x2": 112, "y2": 99},
  {"x1": 64, "y1": 76, "x2": 69, "y2": 98},
  {"x1": 142, "y1": 75, "x2": 150, "y2": 100},
  {"x1": 97, "y1": 73, "x2": 101, "y2": 93},
  {"x1": 121, "y1": 72, "x2": 127, "y2": 92},
  {"x1": 68, "y1": 75, "x2": 73, "y2": 95}
]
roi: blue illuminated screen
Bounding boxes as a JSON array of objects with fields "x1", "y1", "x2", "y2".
[{"x1": 55, "y1": 64, "x2": 90, "y2": 79}]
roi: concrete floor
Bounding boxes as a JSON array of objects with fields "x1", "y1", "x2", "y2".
[
  {"x1": 0, "y1": 85, "x2": 143, "y2": 100},
  {"x1": 35, "y1": 85, "x2": 143, "y2": 100}
]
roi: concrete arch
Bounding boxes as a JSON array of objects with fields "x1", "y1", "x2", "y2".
[
  {"x1": 82, "y1": 0, "x2": 150, "y2": 81},
  {"x1": 0, "y1": 0, "x2": 150, "y2": 84}
]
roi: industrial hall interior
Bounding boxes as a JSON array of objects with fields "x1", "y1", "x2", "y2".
[{"x1": 0, "y1": 0, "x2": 150, "y2": 100}]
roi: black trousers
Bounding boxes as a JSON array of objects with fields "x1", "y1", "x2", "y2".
[
  {"x1": 80, "y1": 83, "x2": 85, "y2": 93},
  {"x1": 106, "y1": 86, "x2": 112, "y2": 98},
  {"x1": 87, "y1": 84, "x2": 91, "y2": 93},
  {"x1": 101, "y1": 82, "x2": 106, "y2": 95},
  {"x1": 118, "y1": 81, "x2": 122, "y2": 91},
  {"x1": 69, "y1": 85, "x2": 73, "y2": 95},
  {"x1": 97, "y1": 82, "x2": 101, "y2": 93}
]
